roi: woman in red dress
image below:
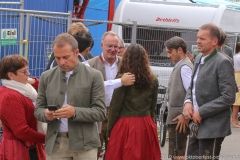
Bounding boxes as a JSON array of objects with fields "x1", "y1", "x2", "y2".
[
  {"x1": 105, "y1": 44, "x2": 161, "y2": 160},
  {"x1": 0, "y1": 54, "x2": 46, "y2": 160}
]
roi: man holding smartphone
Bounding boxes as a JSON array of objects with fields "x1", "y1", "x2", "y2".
[
  {"x1": 46, "y1": 105, "x2": 59, "y2": 111},
  {"x1": 34, "y1": 33, "x2": 106, "y2": 160}
]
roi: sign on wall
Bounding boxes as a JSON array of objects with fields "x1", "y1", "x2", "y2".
[{"x1": 1, "y1": 28, "x2": 17, "y2": 46}]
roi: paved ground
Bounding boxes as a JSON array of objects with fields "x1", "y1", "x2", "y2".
[
  {"x1": 99, "y1": 124, "x2": 240, "y2": 160},
  {"x1": 160, "y1": 125, "x2": 240, "y2": 160}
]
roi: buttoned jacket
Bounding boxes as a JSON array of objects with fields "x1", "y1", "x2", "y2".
[
  {"x1": 35, "y1": 62, "x2": 106, "y2": 154},
  {"x1": 185, "y1": 50, "x2": 236, "y2": 138}
]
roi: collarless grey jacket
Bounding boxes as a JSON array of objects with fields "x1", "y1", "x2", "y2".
[{"x1": 185, "y1": 50, "x2": 236, "y2": 138}]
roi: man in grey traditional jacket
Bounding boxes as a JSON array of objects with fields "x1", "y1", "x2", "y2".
[{"x1": 183, "y1": 23, "x2": 236, "y2": 160}]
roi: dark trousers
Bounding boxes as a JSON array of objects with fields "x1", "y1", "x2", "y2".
[
  {"x1": 168, "y1": 124, "x2": 188, "y2": 158},
  {"x1": 186, "y1": 135, "x2": 225, "y2": 160}
]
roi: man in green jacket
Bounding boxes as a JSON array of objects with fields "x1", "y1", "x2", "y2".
[{"x1": 35, "y1": 33, "x2": 106, "y2": 160}]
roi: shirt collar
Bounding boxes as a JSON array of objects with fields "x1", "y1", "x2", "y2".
[
  {"x1": 201, "y1": 49, "x2": 218, "y2": 64},
  {"x1": 79, "y1": 53, "x2": 85, "y2": 61},
  {"x1": 65, "y1": 70, "x2": 73, "y2": 78},
  {"x1": 174, "y1": 57, "x2": 186, "y2": 68},
  {"x1": 101, "y1": 53, "x2": 118, "y2": 65},
  {"x1": 200, "y1": 54, "x2": 210, "y2": 64}
]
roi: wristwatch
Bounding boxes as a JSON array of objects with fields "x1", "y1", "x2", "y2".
[{"x1": 71, "y1": 113, "x2": 76, "y2": 120}]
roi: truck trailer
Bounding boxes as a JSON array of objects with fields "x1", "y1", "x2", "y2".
[{"x1": 112, "y1": 0, "x2": 240, "y2": 87}]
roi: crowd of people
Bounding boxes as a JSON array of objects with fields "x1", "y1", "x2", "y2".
[{"x1": 0, "y1": 22, "x2": 239, "y2": 160}]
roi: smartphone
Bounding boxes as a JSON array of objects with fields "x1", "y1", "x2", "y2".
[{"x1": 46, "y1": 105, "x2": 60, "y2": 111}]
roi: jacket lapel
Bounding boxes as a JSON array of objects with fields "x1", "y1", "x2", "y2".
[{"x1": 98, "y1": 56, "x2": 106, "y2": 80}]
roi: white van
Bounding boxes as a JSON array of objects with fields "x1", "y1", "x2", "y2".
[{"x1": 112, "y1": 0, "x2": 240, "y2": 88}]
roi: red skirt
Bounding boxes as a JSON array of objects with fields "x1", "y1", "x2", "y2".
[
  {"x1": 105, "y1": 116, "x2": 161, "y2": 160},
  {"x1": 0, "y1": 137, "x2": 46, "y2": 160}
]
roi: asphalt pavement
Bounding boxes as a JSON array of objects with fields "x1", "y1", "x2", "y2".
[{"x1": 160, "y1": 125, "x2": 240, "y2": 160}]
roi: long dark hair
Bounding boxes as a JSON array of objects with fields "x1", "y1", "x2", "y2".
[{"x1": 117, "y1": 44, "x2": 154, "y2": 89}]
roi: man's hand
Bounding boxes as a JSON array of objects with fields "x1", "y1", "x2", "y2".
[
  {"x1": 173, "y1": 114, "x2": 188, "y2": 133},
  {"x1": 186, "y1": 51, "x2": 194, "y2": 62},
  {"x1": 192, "y1": 111, "x2": 202, "y2": 124},
  {"x1": 183, "y1": 102, "x2": 194, "y2": 119},
  {"x1": 53, "y1": 104, "x2": 76, "y2": 118},
  {"x1": 121, "y1": 72, "x2": 135, "y2": 86},
  {"x1": 45, "y1": 109, "x2": 56, "y2": 121}
]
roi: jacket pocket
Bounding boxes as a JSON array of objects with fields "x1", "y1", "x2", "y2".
[{"x1": 81, "y1": 122, "x2": 99, "y2": 145}]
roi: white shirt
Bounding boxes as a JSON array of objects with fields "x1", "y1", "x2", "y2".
[
  {"x1": 233, "y1": 53, "x2": 240, "y2": 71},
  {"x1": 167, "y1": 58, "x2": 192, "y2": 108},
  {"x1": 50, "y1": 59, "x2": 54, "y2": 69},
  {"x1": 190, "y1": 54, "x2": 209, "y2": 112},
  {"x1": 79, "y1": 53, "x2": 91, "y2": 67},
  {"x1": 79, "y1": 53, "x2": 86, "y2": 61},
  {"x1": 176, "y1": 58, "x2": 192, "y2": 91},
  {"x1": 101, "y1": 54, "x2": 122, "y2": 107},
  {"x1": 59, "y1": 70, "x2": 73, "y2": 132}
]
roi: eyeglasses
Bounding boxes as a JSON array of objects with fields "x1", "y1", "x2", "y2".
[
  {"x1": 16, "y1": 68, "x2": 29, "y2": 75},
  {"x1": 119, "y1": 46, "x2": 125, "y2": 49},
  {"x1": 105, "y1": 44, "x2": 119, "y2": 50}
]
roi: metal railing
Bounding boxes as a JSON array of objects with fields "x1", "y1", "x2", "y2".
[
  {"x1": 0, "y1": 7, "x2": 71, "y2": 77},
  {"x1": 1, "y1": 12, "x2": 239, "y2": 80}
]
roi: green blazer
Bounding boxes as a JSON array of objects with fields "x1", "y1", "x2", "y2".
[
  {"x1": 34, "y1": 62, "x2": 106, "y2": 154},
  {"x1": 107, "y1": 76, "x2": 159, "y2": 137}
]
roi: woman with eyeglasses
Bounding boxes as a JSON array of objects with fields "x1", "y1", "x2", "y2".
[
  {"x1": 105, "y1": 44, "x2": 161, "y2": 160},
  {"x1": 0, "y1": 54, "x2": 46, "y2": 160}
]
